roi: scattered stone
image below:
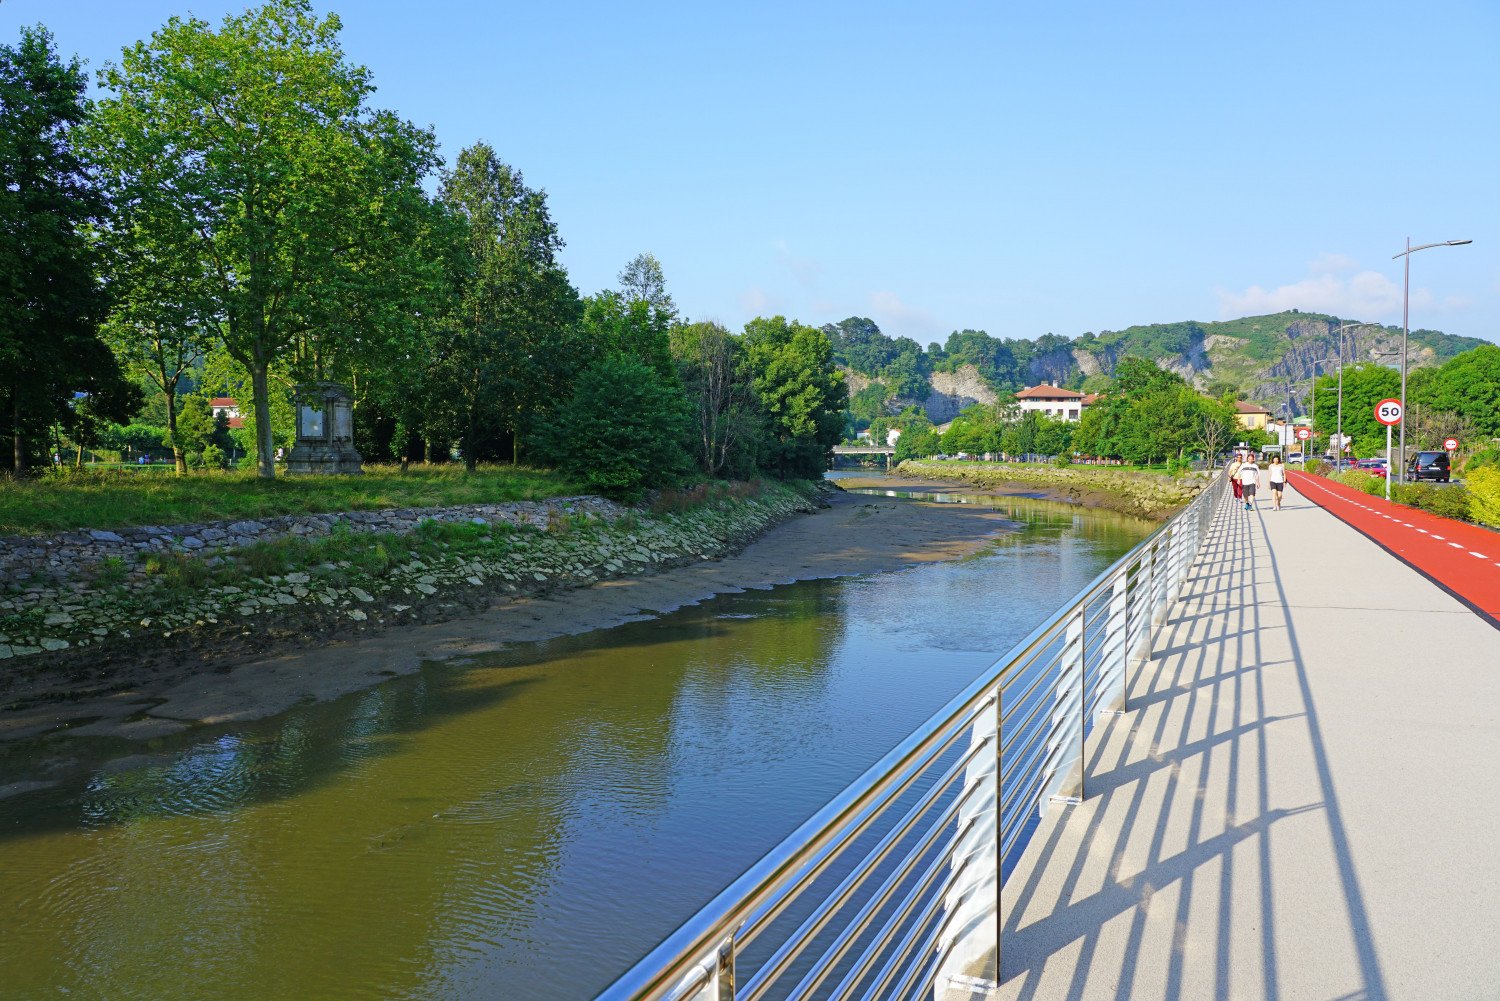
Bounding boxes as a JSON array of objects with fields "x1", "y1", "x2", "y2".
[
  {"x1": 88, "y1": 529, "x2": 125, "y2": 543},
  {"x1": 348, "y1": 609, "x2": 367, "y2": 621}
]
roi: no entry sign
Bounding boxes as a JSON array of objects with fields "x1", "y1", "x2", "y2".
[
  {"x1": 1296, "y1": 427, "x2": 1311, "y2": 441},
  {"x1": 1374, "y1": 398, "x2": 1403, "y2": 426},
  {"x1": 1444, "y1": 437, "x2": 1459, "y2": 451}
]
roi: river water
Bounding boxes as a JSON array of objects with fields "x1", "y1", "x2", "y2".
[{"x1": 0, "y1": 484, "x2": 1150, "y2": 1000}]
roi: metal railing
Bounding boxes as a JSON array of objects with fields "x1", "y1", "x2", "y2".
[{"x1": 596, "y1": 472, "x2": 1231, "y2": 1001}]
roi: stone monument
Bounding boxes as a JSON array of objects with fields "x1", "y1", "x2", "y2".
[{"x1": 286, "y1": 382, "x2": 363, "y2": 475}]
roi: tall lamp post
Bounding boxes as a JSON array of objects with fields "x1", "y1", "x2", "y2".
[
  {"x1": 1333, "y1": 321, "x2": 1384, "y2": 471},
  {"x1": 1393, "y1": 238, "x2": 1472, "y2": 483}
]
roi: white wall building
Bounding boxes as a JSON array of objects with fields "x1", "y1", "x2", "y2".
[{"x1": 1014, "y1": 385, "x2": 1091, "y2": 421}]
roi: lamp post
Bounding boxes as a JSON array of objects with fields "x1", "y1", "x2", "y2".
[
  {"x1": 1393, "y1": 238, "x2": 1472, "y2": 483},
  {"x1": 1333, "y1": 321, "x2": 1383, "y2": 471}
]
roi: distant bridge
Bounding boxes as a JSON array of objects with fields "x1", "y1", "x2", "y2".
[{"x1": 830, "y1": 445, "x2": 895, "y2": 469}]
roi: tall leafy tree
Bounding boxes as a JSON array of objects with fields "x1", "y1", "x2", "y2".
[
  {"x1": 743, "y1": 316, "x2": 847, "y2": 478},
  {"x1": 618, "y1": 252, "x2": 675, "y2": 318},
  {"x1": 671, "y1": 320, "x2": 761, "y2": 477},
  {"x1": 431, "y1": 142, "x2": 581, "y2": 469},
  {"x1": 0, "y1": 26, "x2": 136, "y2": 471},
  {"x1": 85, "y1": 0, "x2": 442, "y2": 478}
]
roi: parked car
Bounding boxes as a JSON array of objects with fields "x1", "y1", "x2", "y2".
[
  {"x1": 1356, "y1": 459, "x2": 1388, "y2": 478},
  {"x1": 1406, "y1": 451, "x2": 1451, "y2": 482}
]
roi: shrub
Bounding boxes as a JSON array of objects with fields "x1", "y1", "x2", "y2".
[
  {"x1": 1392, "y1": 483, "x2": 1472, "y2": 521},
  {"x1": 1052, "y1": 453, "x2": 1073, "y2": 468},
  {"x1": 1465, "y1": 446, "x2": 1500, "y2": 475},
  {"x1": 1469, "y1": 466, "x2": 1500, "y2": 529},
  {"x1": 1304, "y1": 459, "x2": 1326, "y2": 476},
  {"x1": 1333, "y1": 470, "x2": 1384, "y2": 496},
  {"x1": 534, "y1": 356, "x2": 693, "y2": 501}
]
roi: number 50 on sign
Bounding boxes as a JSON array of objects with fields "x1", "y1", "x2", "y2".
[{"x1": 1374, "y1": 398, "x2": 1403, "y2": 426}]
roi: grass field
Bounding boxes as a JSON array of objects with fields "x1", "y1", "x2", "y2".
[{"x1": 0, "y1": 464, "x2": 580, "y2": 536}]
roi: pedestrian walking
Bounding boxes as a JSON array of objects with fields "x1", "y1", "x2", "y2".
[
  {"x1": 1239, "y1": 456, "x2": 1261, "y2": 510},
  {"x1": 1267, "y1": 454, "x2": 1286, "y2": 510},
  {"x1": 1227, "y1": 453, "x2": 1243, "y2": 501}
]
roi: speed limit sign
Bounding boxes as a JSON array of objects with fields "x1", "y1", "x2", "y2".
[
  {"x1": 1296, "y1": 427, "x2": 1311, "y2": 441},
  {"x1": 1444, "y1": 437, "x2": 1459, "y2": 451},
  {"x1": 1374, "y1": 398, "x2": 1403, "y2": 426}
]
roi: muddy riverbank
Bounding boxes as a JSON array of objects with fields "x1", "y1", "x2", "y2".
[{"x1": 0, "y1": 488, "x2": 1014, "y2": 749}]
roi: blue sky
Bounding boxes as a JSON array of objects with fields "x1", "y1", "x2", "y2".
[{"x1": 7, "y1": 0, "x2": 1499, "y2": 345}]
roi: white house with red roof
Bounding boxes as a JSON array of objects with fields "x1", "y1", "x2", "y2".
[
  {"x1": 209, "y1": 397, "x2": 245, "y2": 429},
  {"x1": 1014, "y1": 384, "x2": 1090, "y2": 421}
]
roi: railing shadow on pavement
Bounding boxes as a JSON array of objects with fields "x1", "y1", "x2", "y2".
[{"x1": 995, "y1": 496, "x2": 1391, "y2": 1001}]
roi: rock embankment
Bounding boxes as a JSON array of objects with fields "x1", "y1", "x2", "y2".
[{"x1": 0, "y1": 483, "x2": 820, "y2": 672}]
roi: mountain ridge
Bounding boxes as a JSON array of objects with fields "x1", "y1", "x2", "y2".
[{"x1": 827, "y1": 310, "x2": 1488, "y2": 424}]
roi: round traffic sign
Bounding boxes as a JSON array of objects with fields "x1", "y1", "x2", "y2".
[
  {"x1": 1296, "y1": 427, "x2": 1311, "y2": 441},
  {"x1": 1374, "y1": 398, "x2": 1403, "y2": 426},
  {"x1": 1444, "y1": 437, "x2": 1459, "y2": 451}
]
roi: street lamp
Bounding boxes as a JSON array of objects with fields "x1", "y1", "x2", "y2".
[
  {"x1": 1333, "y1": 321, "x2": 1384, "y2": 471},
  {"x1": 1393, "y1": 238, "x2": 1472, "y2": 483}
]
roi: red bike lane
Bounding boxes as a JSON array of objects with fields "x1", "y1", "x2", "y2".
[{"x1": 1289, "y1": 471, "x2": 1500, "y2": 628}]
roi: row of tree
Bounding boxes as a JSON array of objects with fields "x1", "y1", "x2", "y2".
[
  {"x1": 0, "y1": 4, "x2": 847, "y2": 494},
  {"x1": 1310, "y1": 344, "x2": 1500, "y2": 460},
  {"x1": 870, "y1": 359, "x2": 1255, "y2": 467}
]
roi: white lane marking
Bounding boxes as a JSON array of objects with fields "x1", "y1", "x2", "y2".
[
  {"x1": 1448, "y1": 542, "x2": 1465, "y2": 549},
  {"x1": 1470, "y1": 552, "x2": 1489, "y2": 559},
  {"x1": 1431, "y1": 535, "x2": 1446, "y2": 540},
  {"x1": 1416, "y1": 529, "x2": 1429, "y2": 534}
]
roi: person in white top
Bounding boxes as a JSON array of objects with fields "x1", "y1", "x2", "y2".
[
  {"x1": 1238, "y1": 456, "x2": 1261, "y2": 510},
  {"x1": 1267, "y1": 454, "x2": 1287, "y2": 510}
]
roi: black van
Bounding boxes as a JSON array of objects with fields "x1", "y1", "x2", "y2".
[{"x1": 1406, "y1": 451, "x2": 1451, "y2": 482}]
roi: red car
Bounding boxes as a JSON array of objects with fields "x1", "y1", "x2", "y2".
[{"x1": 1356, "y1": 459, "x2": 1387, "y2": 478}]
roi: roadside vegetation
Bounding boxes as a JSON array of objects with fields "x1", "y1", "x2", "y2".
[{"x1": 1303, "y1": 462, "x2": 1500, "y2": 531}]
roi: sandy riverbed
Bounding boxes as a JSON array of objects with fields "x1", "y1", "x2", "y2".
[{"x1": 0, "y1": 491, "x2": 1012, "y2": 748}]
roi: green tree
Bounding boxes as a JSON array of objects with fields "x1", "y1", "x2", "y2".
[
  {"x1": 1413, "y1": 344, "x2": 1500, "y2": 439},
  {"x1": 894, "y1": 425, "x2": 940, "y2": 462},
  {"x1": 1312, "y1": 362, "x2": 1400, "y2": 457},
  {"x1": 171, "y1": 394, "x2": 217, "y2": 466},
  {"x1": 0, "y1": 26, "x2": 137, "y2": 472},
  {"x1": 743, "y1": 317, "x2": 848, "y2": 478},
  {"x1": 618, "y1": 252, "x2": 675, "y2": 318},
  {"x1": 86, "y1": 0, "x2": 443, "y2": 478},
  {"x1": 671, "y1": 321, "x2": 762, "y2": 478},
  {"x1": 430, "y1": 142, "x2": 582, "y2": 469},
  {"x1": 536, "y1": 355, "x2": 691, "y2": 499}
]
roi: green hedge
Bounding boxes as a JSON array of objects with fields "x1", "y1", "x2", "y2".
[{"x1": 1470, "y1": 466, "x2": 1500, "y2": 529}]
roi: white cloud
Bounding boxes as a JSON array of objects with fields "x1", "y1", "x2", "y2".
[
  {"x1": 774, "y1": 240, "x2": 823, "y2": 288},
  {"x1": 1217, "y1": 268, "x2": 1434, "y2": 321},
  {"x1": 740, "y1": 286, "x2": 772, "y2": 315},
  {"x1": 870, "y1": 291, "x2": 940, "y2": 338},
  {"x1": 1308, "y1": 252, "x2": 1359, "y2": 275}
]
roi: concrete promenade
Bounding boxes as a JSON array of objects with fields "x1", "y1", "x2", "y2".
[{"x1": 998, "y1": 479, "x2": 1500, "y2": 1000}]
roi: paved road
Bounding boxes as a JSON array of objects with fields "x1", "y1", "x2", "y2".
[{"x1": 997, "y1": 478, "x2": 1500, "y2": 1001}]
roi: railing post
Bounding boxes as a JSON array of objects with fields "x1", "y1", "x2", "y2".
[
  {"x1": 716, "y1": 936, "x2": 736, "y2": 1001},
  {"x1": 1101, "y1": 569, "x2": 1130, "y2": 714},
  {"x1": 1049, "y1": 604, "x2": 1086, "y2": 805},
  {"x1": 993, "y1": 688, "x2": 1003, "y2": 988}
]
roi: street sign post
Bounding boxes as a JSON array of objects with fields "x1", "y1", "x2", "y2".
[
  {"x1": 1375, "y1": 399, "x2": 1402, "y2": 501},
  {"x1": 1443, "y1": 436, "x2": 1459, "y2": 452},
  {"x1": 1296, "y1": 427, "x2": 1311, "y2": 440}
]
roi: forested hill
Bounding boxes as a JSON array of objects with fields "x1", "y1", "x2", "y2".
[{"x1": 826, "y1": 311, "x2": 1488, "y2": 425}]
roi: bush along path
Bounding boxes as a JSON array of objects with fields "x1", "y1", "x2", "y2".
[
  {"x1": 1291, "y1": 471, "x2": 1500, "y2": 627},
  {"x1": 0, "y1": 481, "x2": 824, "y2": 680},
  {"x1": 894, "y1": 460, "x2": 1206, "y2": 520}
]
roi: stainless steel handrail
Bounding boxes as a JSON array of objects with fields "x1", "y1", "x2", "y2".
[{"x1": 595, "y1": 471, "x2": 1231, "y2": 1001}]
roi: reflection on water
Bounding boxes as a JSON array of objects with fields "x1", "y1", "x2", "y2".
[{"x1": 0, "y1": 494, "x2": 1150, "y2": 1000}]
